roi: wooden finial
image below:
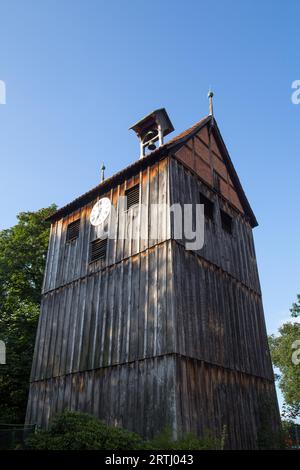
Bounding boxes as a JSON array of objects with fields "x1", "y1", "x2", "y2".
[
  {"x1": 101, "y1": 162, "x2": 106, "y2": 182},
  {"x1": 208, "y1": 90, "x2": 214, "y2": 116}
]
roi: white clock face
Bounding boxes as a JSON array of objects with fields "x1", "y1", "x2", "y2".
[{"x1": 90, "y1": 197, "x2": 111, "y2": 226}]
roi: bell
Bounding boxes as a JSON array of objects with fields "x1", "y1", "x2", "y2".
[{"x1": 148, "y1": 141, "x2": 156, "y2": 151}]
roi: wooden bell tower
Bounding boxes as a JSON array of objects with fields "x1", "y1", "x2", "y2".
[{"x1": 26, "y1": 103, "x2": 280, "y2": 449}]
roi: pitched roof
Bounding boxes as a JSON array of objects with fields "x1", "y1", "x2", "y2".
[{"x1": 47, "y1": 115, "x2": 257, "y2": 227}]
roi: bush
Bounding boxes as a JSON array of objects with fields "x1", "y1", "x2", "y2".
[
  {"x1": 26, "y1": 410, "x2": 222, "y2": 450},
  {"x1": 26, "y1": 411, "x2": 143, "y2": 450}
]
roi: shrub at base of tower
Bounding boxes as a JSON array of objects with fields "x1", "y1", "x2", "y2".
[
  {"x1": 26, "y1": 411, "x2": 144, "y2": 450},
  {"x1": 25, "y1": 411, "x2": 222, "y2": 450}
]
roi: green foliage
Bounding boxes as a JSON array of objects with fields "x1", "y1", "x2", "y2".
[
  {"x1": 26, "y1": 411, "x2": 143, "y2": 450},
  {"x1": 290, "y1": 295, "x2": 300, "y2": 318},
  {"x1": 26, "y1": 411, "x2": 221, "y2": 450},
  {"x1": 0, "y1": 206, "x2": 56, "y2": 423},
  {"x1": 281, "y1": 420, "x2": 300, "y2": 448},
  {"x1": 269, "y1": 296, "x2": 300, "y2": 420}
]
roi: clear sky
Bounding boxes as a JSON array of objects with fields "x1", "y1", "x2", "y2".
[{"x1": 0, "y1": 0, "x2": 299, "y2": 403}]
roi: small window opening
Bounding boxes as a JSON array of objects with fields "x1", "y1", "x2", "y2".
[
  {"x1": 90, "y1": 238, "x2": 107, "y2": 262},
  {"x1": 200, "y1": 193, "x2": 214, "y2": 221},
  {"x1": 66, "y1": 219, "x2": 80, "y2": 242},
  {"x1": 125, "y1": 184, "x2": 140, "y2": 210},
  {"x1": 220, "y1": 210, "x2": 233, "y2": 234}
]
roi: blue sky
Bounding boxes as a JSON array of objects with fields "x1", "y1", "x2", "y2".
[{"x1": 0, "y1": 1, "x2": 299, "y2": 407}]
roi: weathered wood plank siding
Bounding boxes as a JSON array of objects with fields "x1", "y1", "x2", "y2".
[
  {"x1": 171, "y1": 240, "x2": 273, "y2": 379},
  {"x1": 27, "y1": 138, "x2": 280, "y2": 447},
  {"x1": 30, "y1": 241, "x2": 175, "y2": 382},
  {"x1": 169, "y1": 157, "x2": 261, "y2": 293},
  {"x1": 26, "y1": 355, "x2": 177, "y2": 438},
  {"x1": 42, "y1": 158, "x2": 170, "y2": 294},
  {"x1": 174, "y1": 357, "x2": 280, "y2": 450}
]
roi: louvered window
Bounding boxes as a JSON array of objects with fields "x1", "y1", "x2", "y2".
[
  {"x1": 66, "y1": 219, "x2": 80, "y2": 242},
  {"x1": 90, "y1": 238, "x2": 107, "y2": 262},
  {"x1": 125, "y1": 184, "x2": 140, "y2": 210},
  {"x1": 200, "y1": 193, "x2": 214, "y2": 221},
  {"x1": 220, "y1": 210, "x2": 233, "y2": 235}
]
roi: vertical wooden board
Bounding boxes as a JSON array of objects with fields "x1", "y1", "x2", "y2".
[
  {"x1": 118, "y1": 260, "x2": 128, "y2": 363},
  {"x1": 131, "y1": 173, "x2": 142, "y2": 257},
  {"x1": 105, "y1": 188, "x2": 115, "y2": 266},
  {"x1": 79, "y1": 275, "x2": 94, "y2": 371},
  {"x1": 91, "y1": 370, "x2": 99, "y2": 417},
  {"x1": 58, "y1": 283, "x2": 73, "y2": 375},
  {"x1": 193, "y1": 257, "x2": 203, "y2": 359},
  {"x1": 104, "y1": 266, "x2": 116, "y2": 366},
  {"x1": 124, "y1": 260, "x2": 132, "y2": 363},
  {"x1": 128, "y1": 257, "x2": 140, "y2": 362},
  {"x1": 115, "y1": 181, "x2": 125, "y2": 263},
  {"x1": 113, "y1": 264, "x2": 124, "y2": 364},
  {"x1": 74, "y1": 206, "x2": 85, "y2": 279},
  {"x1": 92, "y1": 272, "x2": 103, "y2": 369},
  {"x1": 140, "y1": 167, "x2": 150, "y2": 252},
  {"x1": 173, "y1": 243, "x2": 185, "y2": 356},
  {"x1": 148, "y1": 163, "x2": 159, "y2": 246},
  {"x1": 88, "y1": 274, "x2": 100, "y2": 369},
  {"x1": 72, "y1": 278, "x2": 87, "y2": 372},
  {"x1": 138, "y1": 253, "x2": 146, "y2": 358},
  {"x1": 146, "y1": 248, "x2": 155, "y2": 357},
  {"x1": 166, "y1": 240, "x2": 175, "y2": 353},
  {"x1": 62, "y1": 373, "x2": 72, "y2": 412},
  {"x1": 156, "y1": 243, "x2": 167, "y2": 355},
  {"x1": 190, "y1": 255, "x2": 201, "y2": 359},
  {"x1": 79, "y1": 203, "x2": 92, "y2": 279},
  {"x1": 39, "y1": 293, "x2": 54, "y2": 379},
  {"x1": 110, "y1": 185, "x2": 120, "y2": 266},
  {"x1": 136, "y1": 360, "x2": 145, "y2": 436},
  {"x1": 99, "y1": 269, "x2": 109, "y2": 367},
  {"x1": 70, "y1": 373, "x2": 78, "y2": 411},
  {"x1": 47, "y1": 219, "x2": 59, "y2": 290},
  {"x1": 42, "y1": 223, "x2": 54, "y2": 294},
  {"x1": 123, "y1": 179, "x2": 132, "y2": 260},
  {"x1": 69, "y1": 207, "x2": 83, "y2": 281},
  {"x1": 67, "y1": 280, "x2": 81, "y2": 373},
  {"x1": 57, "y1": 217, "x2": 71, "y2": 287},
  {"x1": 118, "y1": 362, "x2": 127, "y2": 429},
  {"x1": 157, "y1": 159, "x2": 168, "y2": 242},
  {"x1": 52, "y1": 287, "x2": 67, "y2": 377},
  {"x1": 30, "y1": 296, "x2": 46, "y2": 380}
]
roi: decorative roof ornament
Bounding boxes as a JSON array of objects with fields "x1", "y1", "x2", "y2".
[
  {"x1": 101, "y1": 162, "x2": 106, "y2": 182},
  {"x1": 208, "y1": 89, "x2": 214, "y2": 116}
]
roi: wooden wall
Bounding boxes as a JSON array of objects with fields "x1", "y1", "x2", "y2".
[
  {"x1": 172, "y1": 241, "x2": 273, "y2": 380},
  {"x1": 174, "y1": 356, "x2": 280, "y2": 449},
  {"x1": 26, "y1": 355, "x2": 177, "y2": 439},
  {"x1": 169, "y1": 157, "x2": 261, "y2": 293},
  {"x1": 26, "y1": 143, "x2": 280, "y2": 447},
  {"x1": 30, "y1": 241, "x2": 175, "y2": 383},
  {"x1": 42, "y1": 157, "x2": 170, "y2": 294}
]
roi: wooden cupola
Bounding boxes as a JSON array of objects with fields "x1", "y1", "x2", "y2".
[{"x1": 129, "y1": 108, "x2": 174, "y2": 158}]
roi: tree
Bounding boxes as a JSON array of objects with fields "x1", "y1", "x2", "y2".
[
  {"x1": 269, "y1": 296, "x2": 300, "y2": 420},
  {"x1": 0, "y1": 206, "x2": 56, "y2": 423}
]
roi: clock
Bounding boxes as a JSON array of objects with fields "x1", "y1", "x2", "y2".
[{"x1": 90, "y1": 197, "x2": 111, "y2": 226}]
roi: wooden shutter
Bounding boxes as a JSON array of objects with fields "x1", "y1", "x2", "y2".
[
  {"x1": 125, "y1": 184, "x2": 140, "y2": 210},
  {"x1": 66, "y1": 219, "x2": 80, "y2": 242},
  {"x1": 90, "y1": 238, "x2": 107, "y2": 262}
]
